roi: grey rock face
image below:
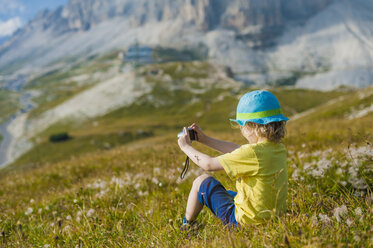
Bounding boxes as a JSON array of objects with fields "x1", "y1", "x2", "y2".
[
  {"x1": 25, "y1": 0, "x2": 332, "y2": 33},
  {"x1": 3, "y1": 0, "x2": 362, "y2": 90}
]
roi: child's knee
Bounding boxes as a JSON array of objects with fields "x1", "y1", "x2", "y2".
[{"x1": 193, "y1": 174, "x2": 211, "y2": 190}]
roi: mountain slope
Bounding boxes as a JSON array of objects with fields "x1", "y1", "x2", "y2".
[
  {"x1": 269, "y1": 0, "x2": 373, "y2": 90},
  {"x1": 0, "y1": 0, "x2": 347, "y2": 86},
  {"x1": 1, "y1": 0, "x2": 371, "y2": 89}
]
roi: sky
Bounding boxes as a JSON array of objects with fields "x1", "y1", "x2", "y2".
[{"x1": 0, "y1": 0, "x2": 68, "y2": 39}]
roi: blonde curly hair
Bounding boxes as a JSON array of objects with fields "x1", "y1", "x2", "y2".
[{"x1": 240, "y1": 121, "x2": 287, "y2": 143}]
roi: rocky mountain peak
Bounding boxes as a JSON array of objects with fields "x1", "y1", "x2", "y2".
[
  {"x1": 2, "y1": 0, "x2": 372, "y2": 90},
  {"x1": 41, "y1": 0, "x2": 333, "y2": 33}
]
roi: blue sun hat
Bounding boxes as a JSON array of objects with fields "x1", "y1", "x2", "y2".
[{"x1": 230, "y1": 90, "x2": 289, "y2": 126}]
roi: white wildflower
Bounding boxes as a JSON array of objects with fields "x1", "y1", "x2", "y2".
[
  {"x1": 291, "y1": 169, "x2": 300, "y2": 180},
  {"x1": 151, "y1": 177, "x2": 159, "y2": 184},
  {"x1": 76, "y1": 211, "x2": 82, "y2": 222},
  {"x1": 303, "y1": 163, "x2": 312, "y2": 171},
  {"x1": 89, "y1": 179, "x2": 106, "y2": 189},
  {"x1": 346, "y1": 218, "x2": 353, "y2": 226},
  {"x1": 87, "y1": 209, "x2": 95, "y2": 218},
  {"x1": 138, "y1": 191, "x2": 148, "y2": 197},
  {"x1": 50, "y1": 222, "x2": 55, "y2": 227},
  {"x1": 333, "y1": 205, "x2": 348, "y2": 222},
  {"x1": 73, "y1": 199, "x2": 78, "y2": 203},
  {"x1": 302, "y1": 143, "x2": 306, "y2": 148},
  {"x1": 354, "y1": 235, "x2": 361, "y2": 242},
  {"x1": 111, "y1": 177, "x2": 125, "y2": 188},
  {"x1": 355, "y1": 207, "x2": 362, "y2": 216},
  {"x1": 25, "y1": 207, "x2": 33, "y2": 215},
  {"x1": 63, "y1": 225, "x2": 71, "y2": 232},
  {"x1": 38, "y1": 208, "x2": 42, "y2": 214},
  {"x1": 336, "y1": 168, "x2": 343, "y2": 175},
  {"x1": 340, "y1": 181, "x2": 347, "y2": 186},
  {"x1": 146, "y1": 209, "x2": 153, "y2": 216},
  {"x1": 154, "y1": 167, "x2": 161, "y2": 174},
  {"x1": 44, "y1": 245, "x2": 50, "y2": 248},
  {"x1": 312, "y1": 150, "x2": 322, "y2": 157},
  {"x1": 134, "y1": 183, "x2": 141, "y2": 190},
  {"x1": 298, "y1": 152, "x2": 307, "y2": 158},
  {"x1": 96, "y1": 188, "x2": 109, "y2": 198},
  {"x1": 311, "y1": 168, "x2": 324, "y2": 178},
  {"x1": 29, "y1": 199, "x2": 35, "y2": 204},
  {"x1": 339, "y1": 161, "x2": 348, "y2": 168},
  {"x1": 346, "y1": 145, "x2": 372, "y2": 158},
  {"x1": 66, "y1": 215, "x2": 72, "y2": 220},
  {"x1": 318, "y1": 213, "x2": 331, "y2": 224},
  {"x1": 349, "y1": 178, "x2": 368, "y2": 190},
  {"x1": 348, "y1": 167, "x2": 358, "y2": 178},
  {"x1": 317, "y1": 157, "x2": 331, "y2": 170},
  {"x1": 45, "y1": 206, "x2": 50, "y2": 210},
  {"x1": 158, "y1": 182, "x2": 163, "y2": 187},
  {"x1": 126, "y1": 203, "x2": 134, "y2": 211}
]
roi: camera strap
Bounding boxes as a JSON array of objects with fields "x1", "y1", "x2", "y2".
[{"x1": 180, "y1": 156, "x2": 190, "y2": 179}]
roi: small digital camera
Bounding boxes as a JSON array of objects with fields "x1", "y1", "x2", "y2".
[{"x1": 177, "y1": 128, "x2": 197, "y2": 141}]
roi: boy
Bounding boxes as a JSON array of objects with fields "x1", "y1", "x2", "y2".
[{"x1": 178, "y1": 90, "x2": 289, "y2": 228}]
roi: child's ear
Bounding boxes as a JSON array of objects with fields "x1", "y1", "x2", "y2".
[{"x1": 240, "y1": 125, "x2": 254, "y2": 137}]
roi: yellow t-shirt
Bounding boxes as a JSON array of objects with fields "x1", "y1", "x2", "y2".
[{"x1": 217, "y1": 141, "x2": 288, "y2": 224}]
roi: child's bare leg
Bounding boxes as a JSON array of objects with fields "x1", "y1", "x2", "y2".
[{"x1": 185, "y1": 174, "x2": 211, "y2": 221}]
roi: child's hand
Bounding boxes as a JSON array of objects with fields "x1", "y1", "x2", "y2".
[
  {"x1": 189, "y1": 123, "x2": 206, "y2": 143},
  {"x1": 178, "y1": 127, "x2": 192, "y2": 149}
]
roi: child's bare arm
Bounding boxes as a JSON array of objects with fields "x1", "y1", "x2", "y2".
[
  {"x1": 201, "y1": 136, "x2": 240, "y2": 154},
  {"x1": 190, "y1": 123, "x2": 240, "y2": 153},
  {"x1": 178, "y1": 127, "x2": 224, "y2": 171}
]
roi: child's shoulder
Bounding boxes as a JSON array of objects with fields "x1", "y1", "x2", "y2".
[
  {"x1": 232, "y1": 142, "x2": 286, "y2": 157},
  {"x1": 248, "y1": 141, "x2": 286, "y2": 153},
  {"x1": 246, "y1": 140, "x2": 284, "y2": 147}
]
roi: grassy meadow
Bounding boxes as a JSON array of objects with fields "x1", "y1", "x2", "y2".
[
  {"x1": 0, "y1": 89, "x2": 20, "y2": 124},
  {"x1": 0, "y1": 60, "x2": 372, "y2": 247}
]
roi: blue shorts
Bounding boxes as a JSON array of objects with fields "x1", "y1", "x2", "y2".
[{"x1": 198, "y1": 177, "x2": 238, "y2": 226}]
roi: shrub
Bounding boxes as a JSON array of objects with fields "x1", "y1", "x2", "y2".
[{"x1": 49, "y1": 132, "x2": 70, "y2": 142}]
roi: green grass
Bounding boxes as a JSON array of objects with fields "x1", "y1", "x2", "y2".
[
  {"x1": 25, "y1": 52, "x2": 121, "y2": 120},
  {"x1": 0, "y1": 129, "x2": 372, "y2": 247},
  {"x1": 10, "y1": 130, "x2": 153, "y2": 170},
  {"x1": 0, "y1": 61, "x2": 372, "y2": 247},
  {"x1": 27, "y1": 83, "x2": 92, "y2": 119},
  {"x1": 271, "y1": 88, "x2": 350, "y2": 116},
  {"x1": 0, "y1": 89, "x2": 20, "y2": 123}
]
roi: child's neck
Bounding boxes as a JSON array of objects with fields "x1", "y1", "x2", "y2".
[{"x1": 247, "y1": 135, "x2": 268, "y2": 144}]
